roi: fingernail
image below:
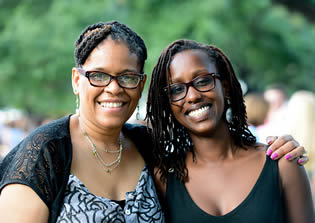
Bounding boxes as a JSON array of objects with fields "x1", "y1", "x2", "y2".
[
  {"x1": 298, "y1": 159, "x2": 304, "y2": 164},
  {"x1": 266, "y1": 149, "x2": 273, "y2": 156},
  {"x1": 285, "y1": 154, "x2": 292, "y2": 160},
  {"x1": 266, "y1": 138, "x2": 273, "y2": 145},
  {"x1": 271, "y1": 153, "x2": 278, "y2": 160}
]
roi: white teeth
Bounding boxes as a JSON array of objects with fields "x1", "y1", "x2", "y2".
[
  {"x1": 188, "y1": 106, "x2": 210, "y2": 118},
  {"x1": 100, "y1": 102, "x2": 123, "y2": 108}
]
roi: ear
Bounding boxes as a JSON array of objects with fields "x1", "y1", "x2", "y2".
[
  {"x1": 138, "y1": 74, "x2": 147, "y2": 95},
  {"x1": 72, "y1": 67, "x2": 80, "y2": 95}
]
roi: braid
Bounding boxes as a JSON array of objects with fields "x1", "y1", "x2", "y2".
[
  {"x1": 147, "y1": 40, "x2": 194, "y2": 183},
  {"x1": 208, "y1": 45, "x2": 255, "y2": 146},
  {"x1": 147, "y1": 39, "x2": 256, "y2": 183},
  {"x1": 74, "y1": 21, "x2": 147, "y2": 72}
]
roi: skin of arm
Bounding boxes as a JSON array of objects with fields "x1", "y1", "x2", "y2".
[
  {"x1": 279, "y1": 157, "x2": 315, "y2": 223},
  {"x1": 0, "y1": 184, "x2": 49, "y2": 223}
]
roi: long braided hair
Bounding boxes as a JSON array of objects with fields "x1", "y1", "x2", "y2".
[
  {"x1": 74, "y1": 20, "x2": 147, "y2": 71},
  {"x1": 147, "y1": 39, "x2": 256, "y2": 183}
]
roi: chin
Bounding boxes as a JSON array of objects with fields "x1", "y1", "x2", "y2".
[
  {"x1": 99, "y1": 117, "x2": 127, "y2": 129},
  {"x1": 187, "y1": 120, "x2": 220, "y2": 136}
]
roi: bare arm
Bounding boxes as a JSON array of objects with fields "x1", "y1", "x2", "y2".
[
  {"x1": 0, "y1": 184, "x2": 49, "y2": 223},
  {"x1": 279, "y1": 157, "x2": 315, "y2": 223}
]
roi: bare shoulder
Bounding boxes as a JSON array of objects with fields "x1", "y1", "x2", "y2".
[
  {"x1": 278, "y1": 156, "x2": 309, "y2": 189},
  {"x1": 252, "y1": 142, "x2": 268, "y2": 152},
  {"x1": 242, "y1": 143, "x2": 267, "y2": 158},
  {"x1": 278, "y1": 157, "x2": 315, "y2": 222},
  {"x1": 278, "y1": 156, "x2": 305, "y2": 179},
  {"x1": 0, "y1": 184, "x2": 49, "y2": 223}
]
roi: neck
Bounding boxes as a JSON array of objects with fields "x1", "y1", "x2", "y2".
[
  {"x1": 76, "y1": 114, "x2": 122, "y2": 147},
  {"x1": 188, "y1": 123, "x2": 236, "y2": 163}
]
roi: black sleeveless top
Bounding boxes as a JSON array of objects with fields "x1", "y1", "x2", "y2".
[{"x1": 165, "y1": 157, "x2": 285, "y2": 223}]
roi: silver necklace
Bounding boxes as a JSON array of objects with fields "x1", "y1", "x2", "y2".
[{"x1": 79, "y1": 121, "x2": 123, "y2": 173}]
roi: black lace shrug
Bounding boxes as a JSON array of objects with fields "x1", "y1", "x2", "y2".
[{"x1": 0, "y1": 116, "x2": 153, "y2": 223}]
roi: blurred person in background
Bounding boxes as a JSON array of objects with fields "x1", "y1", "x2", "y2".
[
  {"x1": 257, "y1": 84, "x2": 288, "y2": 141},
  {"x1": 244, "y1": 92, "x2": 269, "y2": 142},
  {"x1": 283, "y1": 90, "x2": 315, "y2": 200},
  {"x1": 0, "y1": 109, "x2": 27, "y2": 159}
]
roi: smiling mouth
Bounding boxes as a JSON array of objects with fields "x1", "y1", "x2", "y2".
[
  {"x1": 187, "y1": 105, "x2": 210, "y2": 118},
  {"x1": 99, "y1": 102, "x2": 123, "y2": 108}
]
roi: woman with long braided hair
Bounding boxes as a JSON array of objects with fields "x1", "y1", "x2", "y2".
[
  {"x1": 0, "y1": 21, "x2": 164, "y2": 223},
  {"x1": 147, "y1": 39, "x2": 314, "y2": 222}
]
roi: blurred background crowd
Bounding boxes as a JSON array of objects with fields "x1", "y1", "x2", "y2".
[{"x1": 0, "y1": 0, "x2": 314, "y2": 201}]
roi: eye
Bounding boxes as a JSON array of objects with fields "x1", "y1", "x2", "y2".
[
  {"x1": 89, "y1": 72, "x2": 110, "y2": 82},
  {"x1": 195, "y1": 75, "x2": 212, "y2": 87},
  {"x1": 119, "y1": 74, "x2": 139, "y2": 84},
  {"x1": 170, "y1": 84, "x2": 185, "y2": 95}
]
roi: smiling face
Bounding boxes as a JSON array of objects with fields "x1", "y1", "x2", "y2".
[
  {"x1": 72, "y1": 37, "x2": 146, "y2": 130},
  {"x1": 168, "y1": 49, "x2": 227, "y2": 136}
]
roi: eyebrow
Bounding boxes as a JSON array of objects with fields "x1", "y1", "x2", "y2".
[
  {"x1": 87, "y1": 67, "x2": 140, "y2": 74},
  {"x1": 171, "y1": 69, "x2": 211, "y2": 84}
]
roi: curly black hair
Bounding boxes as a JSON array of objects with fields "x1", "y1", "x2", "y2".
[
  {"x1": 146, "y1": 39, "x2": 256, "y2": 183},
  {"x1": 74, "y1": 20, "x2": 147, "y2": 72}
]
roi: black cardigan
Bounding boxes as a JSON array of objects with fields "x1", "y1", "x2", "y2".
[{"x1": 0, "y1": 115, "x2": 154, "y2": 223}]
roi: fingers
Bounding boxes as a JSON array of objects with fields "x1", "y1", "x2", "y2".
[
  {"x1": 266, "y1": 135, "x2": 299, "y2": 160},
  {"x1": 283, "y1": 146, "x2": 306, "y2": 160},
  {"x1": 265, "y1": 136, "x2": 278, "y2": 145},
  {"x1": 297, "y1": 155, "x2": 309, "y2": 166}
]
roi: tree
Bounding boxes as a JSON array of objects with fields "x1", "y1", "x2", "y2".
[{"x1": 0, "y1": 0, "x2": 314, "y2": 117}]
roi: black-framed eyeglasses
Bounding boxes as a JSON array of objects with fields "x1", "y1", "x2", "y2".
[
  {"x1": 77, "y1": 68, "x2": 144, "y2": 89},
  {"x1": 163, "y1": 73, "x2": 220, "y2": 102}
]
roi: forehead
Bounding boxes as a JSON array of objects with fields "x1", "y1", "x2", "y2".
[
  {"x1": 83, "y1": 38, "x2": 140, "y2": 71},
  {"x1": 169, "y1": 49, "x2": 217, "y2": 82}
]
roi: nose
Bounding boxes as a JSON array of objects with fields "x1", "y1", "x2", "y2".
[
  {"x1": 186, "y1": 86, "x2": 202, "y2": 104},
  {"x1": 104, "y1": 79, "x2": 124, "y2": 94}
]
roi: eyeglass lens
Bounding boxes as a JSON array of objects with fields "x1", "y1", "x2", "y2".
[
  {"x1": 88, "y1": 72, "x2": 142, "y2": 88},
  {"x1": 169, "y1": 74, "x2": 215, "y2": 101}
]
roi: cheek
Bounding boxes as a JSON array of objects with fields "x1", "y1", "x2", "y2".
[
  {"x1": 127, "y1": 89, "x2": 141, "y2": 105},
  {"x1": 170, "y1": 103, "x2": 184, "y2": 122}
]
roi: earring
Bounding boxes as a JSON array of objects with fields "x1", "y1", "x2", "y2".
[
  {"x1": 136, "y1": 104, "x2": 140, "y2": 120},
  {"x1": 225, "y1": 99, "x2": 233, "y2": 124},
  {"x1": 76, "y1": 94, "x2": 80, "y2": 115},
  {"x1": 162, "y1": 110, "x2": 193, "y2": 155}
]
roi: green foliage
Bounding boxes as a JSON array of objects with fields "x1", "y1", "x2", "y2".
[{"x1": 0, "y1": 0, "x2": 314, "y2": 116}]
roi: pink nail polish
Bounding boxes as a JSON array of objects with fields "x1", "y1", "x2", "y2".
[
  {"x1": 271, "y1": 153, "x2": 278, "y2": 160},
  {"x1": 266, "y1": 149, "x2": 273, "y2": 156},
  {"x1": 298, "y1": 159, "x2": 304, "y2": 164},
  {"x1": 285, "y1": 154, "x2": 292, "y2": 160},
  {"x1": 266, "y1": 138, "x2": 272, "y2": 145}
]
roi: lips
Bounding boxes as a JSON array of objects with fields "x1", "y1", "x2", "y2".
[
  {"x1": 186, "y1": 104, "x2": 212, "y2": 119},
  {"x1": 99, "y1": 101, "x2": 124, "y2": 108}
]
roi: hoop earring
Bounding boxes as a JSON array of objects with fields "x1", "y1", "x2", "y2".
[
  {"x1": 136, "y1": 104, "x2": 140, "y2": 120},
  {"x1": 76, "y1": 94, "x2": 80, "y2": 115},
  {"x1": 225, "y1": 99, "x2": 233, "y2": 124}
]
